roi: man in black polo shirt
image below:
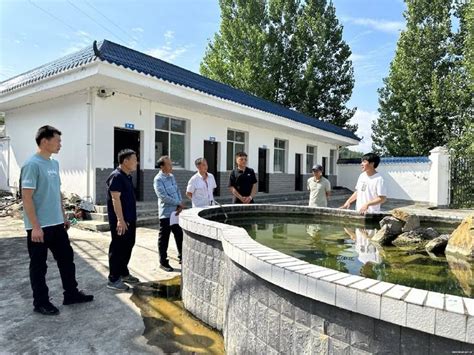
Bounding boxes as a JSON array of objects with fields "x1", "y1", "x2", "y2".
[
  {"x1": 228, "y1": 151, "x2": 257, "y2": 204},
  {"x1": 106, "y1": 149, "x2": 140, "y2": 291}
]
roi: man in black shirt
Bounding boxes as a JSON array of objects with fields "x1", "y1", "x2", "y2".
[
  {"x1": 228, "y1": 151, "x2": 257, "y2": 204},
  {"x1": 106, "y1": 149, "x2": 140, "y2": 291}
]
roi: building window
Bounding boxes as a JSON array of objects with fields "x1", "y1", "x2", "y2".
[
  {"x1": 155, "y1": 115, "x2": 186, "y2": 168},
  {"x1": 227, "y1": 129, "x2": 246, "y2": 170},
  {"x1": 306, "y1": 145, "x2": 317, "y2": 173},
  {"x1": 274, "y1": 138, "x2": 287, "y2": 173},
  {"x1": 329, "y1": 149, "x2": 337, "y2": 175}
]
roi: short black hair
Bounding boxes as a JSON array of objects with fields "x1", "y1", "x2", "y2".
[
  {"x1": 235, "y1": 151, "x2": 248, "y2": 158},
  {"x1": 195, "y1": 157, "x2": 207, "y2": 166},
  {"x1": 35, "y1": 125, "x2": 62, "y2": 146},
  {"x1": 361, "y1": 152, "x2": 381, "y2": 168},
  {"x1": 156, "y1": 155, "x2": 169, "y2": 168},
  {"x1": 118, "y1": 149, "x2": 136, "y2": 164}
]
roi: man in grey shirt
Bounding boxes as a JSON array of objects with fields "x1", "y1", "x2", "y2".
[{"x1": 307, "y1": 164, "x2": 331, "y2": 207}]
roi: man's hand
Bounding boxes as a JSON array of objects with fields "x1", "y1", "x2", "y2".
[
  {"x1": 116, "y1": 220, "x2": 128, "y2": 236},
  {"x1": 31, "y1": 226, "x2": 44, "y2": 243},
  {"x1": 340, "y1": 201, "x2": 351, "y2": 209},
  {"x1": 359, "y1": 204, "x2": 369, "y2": 215},
  {"x1": 242, "y1": 196, "x2": 251, "y2": 204},
  {"x1": 175, "y1": 203, "x2": 185, "y2": 215},
  {"x1": 64, "y1": 219, "x2": 71, "y2": 231}
]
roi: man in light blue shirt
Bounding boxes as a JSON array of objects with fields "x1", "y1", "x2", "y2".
[
  {"x1": 21, "y1": 125, "x2": 93, "y2": 316},
  {"x1": 153, "y1": 156, "x2": 184, "y2": 272}
]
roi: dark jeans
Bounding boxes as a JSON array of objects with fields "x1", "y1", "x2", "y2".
[
  {"x1": 108, "y1": 221, "x2": 136, "y2": 282},
  {"x1": 27, "y1": 224, "x2": 78, "y2": 307},
  {"x1": 158, "y1": 218, "x2": 183, "y2": 264}
]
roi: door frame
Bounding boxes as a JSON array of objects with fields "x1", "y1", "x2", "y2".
[
  {"x1": 294, "y1": 153, "x2": 303, "y2": 191},
  {"x1": 203, "y1": 140, "x2": 220, "y2": 196},
  {"x1": 113, "y1": 127, "x2": 142, "y2": 200},
  {"x1": 258, "y1": 148, "x2": 269, "y2": 193}
]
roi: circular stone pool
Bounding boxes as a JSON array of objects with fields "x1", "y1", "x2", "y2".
[{"x1": 179, "y1": 204, "x2": 474, "y2": 352}]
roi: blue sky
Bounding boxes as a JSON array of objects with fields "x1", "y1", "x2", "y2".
[{"x1": 0, "y1": 0, "x2": 406, "y2": 152}]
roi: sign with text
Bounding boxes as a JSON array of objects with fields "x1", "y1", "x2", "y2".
[{"x1": 125, "y1": 123, "x2": 135, "y2": 129}]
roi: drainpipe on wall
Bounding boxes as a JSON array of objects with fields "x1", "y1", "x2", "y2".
[{"x1": 86, "y1": 88, "x2": 93, "y2": 202}]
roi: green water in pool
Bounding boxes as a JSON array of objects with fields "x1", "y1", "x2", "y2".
[{"x1": 223, "y1": 215, "x2": 473, "y2": 298}]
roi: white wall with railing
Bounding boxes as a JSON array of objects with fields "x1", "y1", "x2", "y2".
[{"x1": 337, "y1": 147, "x2": 450, "y2": 206}]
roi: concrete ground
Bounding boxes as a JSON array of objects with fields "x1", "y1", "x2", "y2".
[
  {"x1": 0, "y1": 202, "x2": 471, "y2": 354},
  {"x1": 0, "y1": 217, "x2": 183, "y2": 354}
]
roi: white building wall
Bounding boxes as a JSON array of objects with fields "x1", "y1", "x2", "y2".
[
  {"x1": 0, "y1": 138, "x2": 10, "y2": 190},
  {"x1": 3, "y1": 92, "x2": 89, "y2": 196},
  {"x1": 337, "y1": 161, "x2": 431, "y2": 202},
  {"x1": 92, "y1": 92, "x2": 341, "y2": 174}
]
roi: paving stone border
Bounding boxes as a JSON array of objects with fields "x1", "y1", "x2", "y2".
[{"x1": 179, "y1": 205, "x2": 474, "y2": 353}]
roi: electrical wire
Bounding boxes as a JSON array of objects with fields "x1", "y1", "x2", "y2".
[
  {"x1": 66, "y1": 0, "x2": 128, "y2": 44},
  {"x1": 27, "y1": 0, "x2": 94, "y2": 41},
  {"x1": 83, "y1": 0, "x2": 137, "y2": 43}
]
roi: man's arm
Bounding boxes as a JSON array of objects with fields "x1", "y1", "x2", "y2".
[
  {"x1": 22, "y1": 189, "x2": 44, "y2": 242},
  {"x1": 110, "y1": 191, "x2": 128, "y2": 235},
  {"x1": 153, "y1": 178, "x2": 181, "y2": 205},
  {"x1": 359, "y1": 196, "x2": 387, "y2": 214},
  {"x1": 60, "y1": 193, "x2": 70, "y2": 230},
  {"x1": 341, "y1": 191, "x2": 357, "y2": 209},
  {"x1": 229, "y1": 186, "x2": 244, "y2": 202},
  {"x1": 249, "y1": 183, "x2": 257, "y2": 202}
]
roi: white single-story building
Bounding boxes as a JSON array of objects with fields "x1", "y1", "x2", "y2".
[{"x1": 0, "y1": 40, "x2": 359, "y2": 204}]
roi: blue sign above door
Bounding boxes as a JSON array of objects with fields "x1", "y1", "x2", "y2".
[{"x1": 125, "y1": 123, "x2": 135, "y2": 129}]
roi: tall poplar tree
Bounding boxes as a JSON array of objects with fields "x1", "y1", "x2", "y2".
[
  {"x1": 200, "y1": 0, "x2": 356, "y2": 131},
  {"x1": 373, "y1": 0, "x2": 472, "y2": 156}
]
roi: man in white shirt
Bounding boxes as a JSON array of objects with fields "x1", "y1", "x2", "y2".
[
  {"x1": 341, "y1": 153, "x2": 387, "y2": 214},
  {"x1": 186, "y1": 158, "x2": 217, "y2": 208}
]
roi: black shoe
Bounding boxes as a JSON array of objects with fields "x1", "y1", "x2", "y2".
[
  {"x1": 63, "y1": 290, "x2": 94, "y2": 305},
  {"x1": 34, "y1": 302, "x2": 60, "y2": 316},
  {"x1": 160, "y1": 263, "x2": 174, "y2": 272}
]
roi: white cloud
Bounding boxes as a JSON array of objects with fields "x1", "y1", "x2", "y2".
[
  {"x1": 348, "y1": 53, "x2": 366, "y2": 62},
  {"x1": 0, "y1": 65, "x2": 16, "y2": 80},
  {"x1": 164, "y1": 30, "x2": 174, "y2": 41},
  {"x1": 61, "y1": 31, "x2": 92, "y2": 55},
  {"x1": 343, "y1": 16, "x2": 404, "y2": 34},
  {"x1": 348, "y1": 109, "x2": 379, "y2": 153},
  {"x1": 147, "y1": 46, "x2": 187, "y2": 62},
  {"x1": 132, "y1": 27, "x2": 144, "y2": 33},
  {"x1": 146, "y1": 30, "x2": 188, "y2": 63}
]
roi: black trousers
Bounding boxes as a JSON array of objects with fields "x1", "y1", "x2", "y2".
[
  {"x1": 108, "y1": 221, "x2": 136, "y2": 282},
  {"x1": 158, "y1": 218, "x2": 183, "y2": 264},
  {"x1": 27, "y1": 224, "x2": 78, "y2": 307}
]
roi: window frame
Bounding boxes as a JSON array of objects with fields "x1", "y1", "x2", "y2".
[
  {"x1": 306, "y1": 145, "x2": 318, "y2": 173},
  {"x1": 273, "y1": 138, "x2": 287, "y2": 173},
  {"x1": 226, "y1": 128, "x2": 247, "y2": 171},
  {"x1": 154, "y1": 114, "x2": 187, "y2": 169}
]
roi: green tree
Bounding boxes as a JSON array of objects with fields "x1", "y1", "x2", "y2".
[
  {"x1": 373, "y1": 0, "x2": 473, "y2": 156},
  {"x1": 200, "y1": 0, "x2": 271, "y2": 98},
  {"x1": 338, "y1": 147, "x2": 364, "y2": 159},
  {"x1": 295, "y1": 0, "x2": 356, "y2": 130},
  {"x1": 201, "y1": 0, "x2": 356, "y2": 131}
]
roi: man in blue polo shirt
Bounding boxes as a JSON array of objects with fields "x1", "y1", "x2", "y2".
[
  {"x1": 106, "y1": 149, "x2": 140, "y2": 291},
  {"x1": 153, "y1": 156, "x2": 184, "y2": 272},
  {"x1": 21, "y1": 125, "x2": 93, "y2": 316}
]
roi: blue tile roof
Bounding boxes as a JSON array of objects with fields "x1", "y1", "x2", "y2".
[
  {"x1": 338, "y1": 157, "x2": 430, "y2": 164},
  {"x1": 1, "y1": 40, "x2": 359, "y2": 141}
]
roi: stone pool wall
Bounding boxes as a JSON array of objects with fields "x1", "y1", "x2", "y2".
[{"x1": 180, "y1": 205, "x2": 474, "y2": 354}]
